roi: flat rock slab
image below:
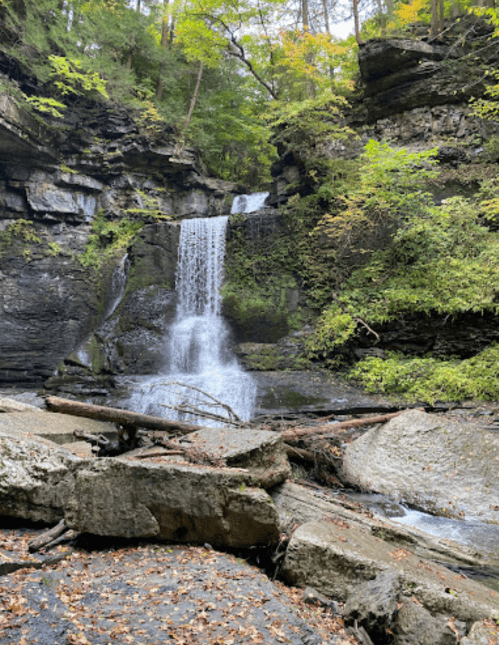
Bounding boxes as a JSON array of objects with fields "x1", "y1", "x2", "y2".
[
  {"x1": 0, "y1": 535, "x2": 353, "y2": 645},
  {"x1": 252, "y1": 371, "x2": 399, "y2": 417},
  {"x1": 272, "y1": 482, "x2": 484, "y2": 568},
  {"x1": 280, "y1": 519, "x2": 499, "y2": 624},
  {"x1": 342, "y1": 409, "x2": 499, "y2": 523},
  {"x1": 0, "y1": 397, "x2": 43, "y2": 413},
  {"x1": 65, "y1": 457, "x2": 281, "y2": 548},
  {"x1": 168, "y1": 426, "x2": 291, "y2": 485},
  {"x1": 180, "y1": 426, "x2": 282, "y2": 465},
  {"x1": 0, "y1": 409, "x2": 117, "y2": 445}
]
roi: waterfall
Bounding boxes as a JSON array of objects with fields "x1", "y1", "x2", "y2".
[
  {"x1": 231, "y1": 192, "x2": 269, "y2": 214},
  {"x1": 106, "y1": 253, "x2": 129, "y2": 319},
  {"x1": 129, "y1": 216, "x2": 256, "y2": 426}
]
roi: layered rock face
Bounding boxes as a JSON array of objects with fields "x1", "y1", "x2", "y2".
[
  {"x1": 0, "y1": 79, "x2": 238, "y2": 389},
  {"x1": 268, "y1": 17, "x2": 499, "y2": 365}
]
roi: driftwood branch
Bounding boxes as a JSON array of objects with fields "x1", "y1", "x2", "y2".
[
  {"x1": 45, "y1": 396, "x2": 204, "y2": 435},
  {"x1": 282, "y1": 409, "x2": 416, "y2": 443},
  {"x1": 158, "y1": 381, "x2": 248, "y2": 427},
  {"x1": 28, "y1": 519, "x2": 69, "y2": 553}
]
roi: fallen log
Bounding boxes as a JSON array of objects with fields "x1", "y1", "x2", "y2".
[
  {"x1": 282, "y1": 409, "x2": 420, "y2": 443},
  {"x1": 45, "y1": 396, "x2": 205, "y2": 435}
]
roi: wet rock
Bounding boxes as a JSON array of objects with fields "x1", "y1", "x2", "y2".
[
  {"x1": 280, "y1": 519, "x2": 499, "y2": 626},
  {"x1": 252, "y1": 370, "x2": 399, "y2": 418},
  {"x1": 343, "y1": 572, "x2": 401, "y2": 643},
  {"x1": 341, "y1": 409, "x2": 499, "y2": 523}
]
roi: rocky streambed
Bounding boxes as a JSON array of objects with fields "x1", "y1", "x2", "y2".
[{"x1": 1, "y1": 390, "x2": 499, "y2": 645}]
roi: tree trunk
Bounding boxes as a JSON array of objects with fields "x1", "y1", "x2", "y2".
[
  {"x1": 302, "y1": 0, "x2": 310, "y2": 30},
  {"x1": 156, "y1": 1, "x2": 170, "y2": 102},
  {"x1": 45, "y1": 396, "x2": 204, "y2": 434},
  {"x1": 281, "y1": 409, "x2": 417, "y2": 443},
  {"x1": 183, "y1": 62, "x2": 204, "y2": 135},
  {"x1": 353, "y1": 0, "x2": 362, "y2": 45}
]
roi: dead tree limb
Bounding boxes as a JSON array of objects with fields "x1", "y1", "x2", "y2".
[
  {"x1": 282, "y1": 409, "x2": 417, "y2": 443},
  {"x1": 28, "y1": 520, "x2": 68, "y2": 553},
  {"x1": 158, "y1": 381, "x2": 249, "y2": 427},
  {"x1": 45, "y1": 396, "x2": 204, "y2": 435}
]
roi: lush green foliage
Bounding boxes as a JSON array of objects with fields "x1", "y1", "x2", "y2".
[
  {"x1": 0, "y1": 0, "x2": 366, "y2": 186},
  {"x1": 79, "y1": 213, "x2": 142, "y2": 269},
  {"x1": 306, "y1": 305, "x2": 356, "y2": 366},
  {"x1": 313, "y1": 141, "x2": 438, "y2": 267},
  {"x1": 350, "y1": 345, "x2": 499, "y2": 404},
  {"x1": 298, "y1": 138, "x2": 499, "y2": 402},
  {"x1": 338, "y1": 194, "x2": 499, "y2": 324}
]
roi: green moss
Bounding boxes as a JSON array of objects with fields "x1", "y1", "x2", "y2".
[
  {"x1": 78, "y1": 212, "x2": 143, "y2": 270},
  {"x1": 223, "y1": 215, "x2": 309, "y2": 342},
  {"x1": 124, "y1": 260, "x2": 172, "y2": 300},
  {"x1": 349, "y1": 344, "x2": 499, "y2": 404},
  {"x1": 240, "y1": 344, "x2": 294, "y2": 371},
  {"x1": 87, "y1": 336, "x2": 106, "y2": 375}
]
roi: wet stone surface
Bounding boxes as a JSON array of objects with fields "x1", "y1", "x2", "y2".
[{"x1": 252, "y1": 371, "x2": 400, "y2": 418}]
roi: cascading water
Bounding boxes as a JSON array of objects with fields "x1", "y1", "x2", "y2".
[
  {"x1": 129, "y1": 216, "x2": 256, "y2": 426},
  {"x1": 231, "y1": 192, "x2": 269, "y2": 214}
]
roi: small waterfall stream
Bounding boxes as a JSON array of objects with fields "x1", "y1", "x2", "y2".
[
  {"x1": 129, "y1": 216, "x2": 256, "y2": 426},
  {"x1": 231, "y1": 192, "x2": 269, "y2": 214}
]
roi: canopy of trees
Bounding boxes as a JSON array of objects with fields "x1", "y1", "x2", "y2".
[{"x1": 1, "y1": 0, "x2": 497, "y2": 185}]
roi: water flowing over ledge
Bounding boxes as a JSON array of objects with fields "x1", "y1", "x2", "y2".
[
  {"x1": 129, "y1": 216, "x2": 256, "y2": 426},
  {"x1": 231, "y1": 192, "x2": 269, "y2": 214}
]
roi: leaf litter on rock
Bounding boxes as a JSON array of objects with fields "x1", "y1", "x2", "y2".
[{"x1": 1, "y1": 534, "x2": 359, "y2": 645}]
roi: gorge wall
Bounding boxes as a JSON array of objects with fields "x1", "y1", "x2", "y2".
[{"x1": 0, "y1": 78, "x2": 239, "y2": 391}]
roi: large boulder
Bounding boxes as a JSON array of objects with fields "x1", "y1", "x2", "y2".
[
  {"x1": 0, "y1": 430, "x2": 86, "y2": 523},
  {"x1": 64, "y1": 458, "x2": 280, "y2": 547},
  {"x1": 0, "y1": 412, "x2": 286, "y2": 548},
  {"x1": 341, "y1": 409, "x2": 499, "y2": 523},
  {"x1": 280, "y1": 519, "x2": 499, "y2": 642}
]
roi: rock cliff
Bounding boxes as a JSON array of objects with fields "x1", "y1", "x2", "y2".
[{"x1": 0, "y1": 65, "x2": 239, "y2": 390}]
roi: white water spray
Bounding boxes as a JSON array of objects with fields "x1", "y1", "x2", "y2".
[
  {"x1": 129, "y1": 216, "x2": 256, "y2": 425},
  {"x1": 231, "y1": 192, "x2": 269, "y2": 214}
]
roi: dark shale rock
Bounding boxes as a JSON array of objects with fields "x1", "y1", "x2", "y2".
[
  {"x1": 358, "y1": 17, "x2": 498, "y2": 122},
  {"x1": 343, "y1": 572, "x2": 401, "y2": 644}
]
